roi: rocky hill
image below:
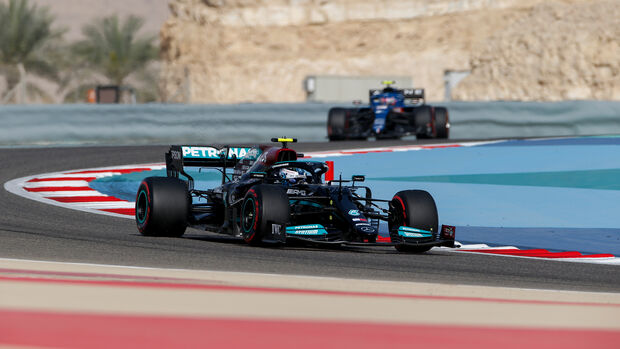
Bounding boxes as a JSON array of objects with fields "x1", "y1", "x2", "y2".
[
  {"x1": 160, "y1": 0, "x2": 617, "y2": 103},
  {"x1": 452, "y1": 0, "x2": 620, "y2": 101}
]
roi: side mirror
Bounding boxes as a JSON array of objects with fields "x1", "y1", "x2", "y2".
[{"x1": 352, "y1": 175, "x2": 365, "y2": 182}]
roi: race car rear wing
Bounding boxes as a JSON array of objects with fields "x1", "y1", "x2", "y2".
[
  {"x1": 402, "y1": 88, "x2": 424, "y2": 100},
  {"x1": 166, "y1": 145, "x2": 253, "y2": 186},
  {"x1": 369, "y1": 88, "x2": 425, "y2": 101}
]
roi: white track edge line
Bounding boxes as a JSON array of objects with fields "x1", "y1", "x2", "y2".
[{"x1": 2, "y1": 257, "x2": 619, "y2": 297}]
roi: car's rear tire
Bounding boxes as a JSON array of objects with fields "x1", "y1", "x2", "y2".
[
  {"x1": 327, "y1": 108, "x2": 348, "y2": 141},
  {"x1": 389, "y1": 190, "x2": 438, "y2": 253},
  {"x1": 241, "y1": 185, "x2": 290, "y2": 245},
  {"x1": 412, "y1": 106, "x2": 433, "y2": 139},
  {"x1": 136, "y1": 177, "x2": 189, "y2": 237},
  {"x1": 434, "y1": 107, "x2": 450, "y2": 139}
]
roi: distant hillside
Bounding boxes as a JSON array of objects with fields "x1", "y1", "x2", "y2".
[
  {"x1": 159, "y1": 0, "x2": 617, "y2": 103},
  {"x1": 452, "y1": 0, "x2": 620, "y2": 101},
  {"x1": 27, "y1": 0, "x2": 169, "y2": 40}
]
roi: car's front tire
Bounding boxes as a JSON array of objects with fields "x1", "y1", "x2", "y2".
[
  {"x1": 389, "y1": 190, "x2": 439, "y2": 253},
  {"x1": 241, "y1": 185, "x2": 290, "y2": 245},
  {"x1": 136, "y1": 177, "x2": 189, "y2": 237}
]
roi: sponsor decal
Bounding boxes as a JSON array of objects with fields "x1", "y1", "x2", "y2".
[
  {"x1": 249, "y1": 172, "x2": 266, "y2": 179},
  {"x1": 440, "y1": 225, "x2": 456, "y2": 239},
  {"x1": 289, "y1": 224, "x2": 322, "y2": 229},
  {"x1": 359, "y1": 226, "x2": 375, "y2": 233},
  {"x1": 170, "y1": 150, "x2": 182, "y2": 160},
  {"x1": 227, "y1": 147, "x2": 250, "y2": 159},
  {"x1": 181, "y1": 146, "x2": 251, "y2": 159},
  {"x1": 271, "y1": 224, "x2": 282, "y2": 236},
  {"x1": 355, "y1": 223, "x2": 371, "y2": 226},
  {"x1": 182, "y1": 146, "x2": 219, "y2": 159},
  {"x1": 286, "y1": 189, "x2": 307, "y2": 196},
  {"x1": 352, "y1": 218, "x2": 367, "y2": 222},
  {"x1": 403, "y1": 88, "x2": 424, "y2": 96},
  {"x1": 286, "y1": 224, "x2": 327, "y2": 236},
  {"x1": 244, "y1": 148, "x2": 261, "y2": 160},
  {"x1": 348, "y1": 209, "x2": 360, "y2": 216},
  {"x1": 289, "y1": 230, "x2": 321, "y2": 235}
]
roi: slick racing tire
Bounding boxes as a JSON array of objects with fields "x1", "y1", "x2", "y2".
[
  {"x1": 389, "y1": 190, "x2": 439, "y2": 253},
  {"x1": 327, "y1": 108, "x2": 348, "y2": 141},
  {"x1": 412, "y1": 106, "x2": 433, "y2": 139},
  {"x1": 434, "y1": 107, "x2": 450, "y2": 139},
  {"x1": 136, "y1": 177, "x2": 189, "y2": 237},
  {"x1": 241, "y1": 185, "x2": 290, "y2": 245}
]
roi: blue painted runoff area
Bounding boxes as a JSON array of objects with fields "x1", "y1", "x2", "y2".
[{"x1": 91, "y1": 137, "x2": 620, "y2": 254}]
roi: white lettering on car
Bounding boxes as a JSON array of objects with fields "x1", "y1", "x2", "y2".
[
  {"x1": 170, "y1": 150, "x2": 182, "y2": 160},
  {"x1": 206, "y1": 148, "x2": 217, "y2": 158}
]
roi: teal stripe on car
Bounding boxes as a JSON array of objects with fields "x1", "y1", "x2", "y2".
[{"x1": 398, "y1": 226, "x2": 433, "y2": 238}]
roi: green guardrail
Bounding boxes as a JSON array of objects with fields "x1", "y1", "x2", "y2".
[{"x1": 0, "y1": 101, "x2": 619, "y2": 146}]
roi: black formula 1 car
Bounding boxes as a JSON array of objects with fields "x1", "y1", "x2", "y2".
[
  {"x1": 327, "y1": 81, "x2": 450, "y2": 141},
  {"x1": 135, "y1": 138, "x2": 455, "y2": 252}
]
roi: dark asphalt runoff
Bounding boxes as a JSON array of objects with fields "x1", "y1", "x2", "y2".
[{"x1": 1, "y1": 140, "x2": 619, "y2": 292}]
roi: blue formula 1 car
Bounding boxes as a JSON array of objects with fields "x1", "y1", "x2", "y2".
[
  {"x1": 327, "y1": 81, "x2": 450, "y2": 141},
  {"x1": 135, "y1": 138, "x2": 456, "y2": 253}
]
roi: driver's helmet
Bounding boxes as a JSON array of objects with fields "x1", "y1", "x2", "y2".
[{"x1": 278, "y1": 168, "x2": 310, "y2": 184}]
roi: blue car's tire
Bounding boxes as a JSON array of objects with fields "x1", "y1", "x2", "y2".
[
  {"x1": 241, "y1": 185, "x2": 289, "y2": 245},
  {"x1": 389, "y1": 190, "x2": 438, "y2": 253},
  {"x1": 435, "y1": 107, "x2": 450, "y2": 139},
  {"x1": 412, "y1": 106, "x2": 433, "y2": 139},
  {"x1": 136, "y1": 177, "x2": 189, "y2": 237},
  {"x1": 327, "y1": 108, "x2": 348, "y2": 141}
]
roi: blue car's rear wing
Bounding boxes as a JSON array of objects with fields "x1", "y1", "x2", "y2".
[
  {"x1": 402, "y1": 88, "x2": 424, "y2": 99},
  {"x1": 166, "y1": 145, "x2": 253, "y2": 186},
  {"x1": 369, "y1": 88, "x2": 425, "y2": 101}
]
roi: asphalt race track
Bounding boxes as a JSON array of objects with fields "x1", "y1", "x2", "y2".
[{"x1": 1, "y1": 140, "x2": 619, "y2": 293}]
